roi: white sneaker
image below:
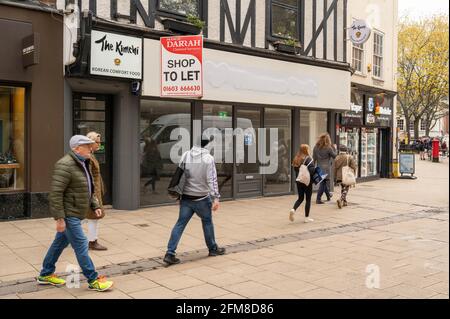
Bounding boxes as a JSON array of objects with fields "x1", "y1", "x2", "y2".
[
  {"x1": 289, "y1": 209, "x2": 295, "y2": 222},
  {"x1": 304, "y1": 217, "x2": 314, "y2": 223}
]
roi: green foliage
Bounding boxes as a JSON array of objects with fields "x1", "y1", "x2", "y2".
[{"x1": 186, "y1": 14, "x2": 206, "y2": 30}]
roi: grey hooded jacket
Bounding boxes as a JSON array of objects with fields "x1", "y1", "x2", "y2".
[{"x1": 181, "y1": 146, "x2": 221, "y2": 200}]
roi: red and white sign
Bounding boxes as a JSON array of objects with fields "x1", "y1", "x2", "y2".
[{"x1": 160, "y1": 35, "x2": 203, "y2": 97}]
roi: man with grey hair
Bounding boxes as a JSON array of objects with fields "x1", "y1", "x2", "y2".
[{"x1": 37, "y1": 135, "x2": 113, "y2": 292}]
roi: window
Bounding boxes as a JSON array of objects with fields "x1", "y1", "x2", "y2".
[
  {"x1": 373, "y1": 32, "x2": 384, "y2": 78},
  {"x1": 158, "y1": 0, "x2": 200, "y2": 17},
  {"x1": 271, "y1": 0, "x2": 299, "y2": 39},
  {"x1": 203, "y1": 104, "x2": 233, "y2": 199},
  {"x1": 397, "y1": 119, "x2": 404, "y2": 131},
  {"x1": 409, "y1": 121, "x2": 414, "y2": 131},
  {"x1": 0, "y1": 86, "x2": 25, "y2": 191},
  {"x1": 421, "y1": 120, "x2": 427, "y2": 131},
  {"x1": 299, "y1": 110, "x2": 328, "y2": 148},
  {"x1": 264, "y1": 108, "x2": 292, "y2": 195},
  {"x1": 352, "y1": 43, "x2": 364, "y2": 73},
  {"x1": 140, "y1": 99, "x2": 191, "y2": 206}
]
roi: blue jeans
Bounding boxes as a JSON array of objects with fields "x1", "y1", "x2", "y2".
[
  {"x1": 40, "y1": 217, "x2": 98, "y2": 283},
  {"x1": 167, "y1": 197, "x2": 218, "y2": 256},
  {"x1": 317, "y1": 179, "x2": 332, "y2": 201}
]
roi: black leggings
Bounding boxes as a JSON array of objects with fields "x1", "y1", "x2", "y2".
[{"x1": 293, "y1": 182, "x2": 313, "y2": 217}]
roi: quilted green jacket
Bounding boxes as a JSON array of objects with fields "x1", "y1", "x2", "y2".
[{"x1": 49, "y1": 151, "x2": 100, "y2": 220}]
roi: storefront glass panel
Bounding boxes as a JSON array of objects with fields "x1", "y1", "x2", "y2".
[
  {"x1": 0, "y1": 86, "x2": 25, "y2": 191},
  {"x1": 339, "y1": 127, "x2": 360, "y2": 176},
  {"x1": 264, "y1": 108, "x2": 292, "y2": 195},
  {"x1": 140, "y1": 100, "x2": 191, "y2": 206},
  {"x1": 361, "y1": 128, "x2": 378, "y2": 177},
  {"x1": 299, "y1": 110, "x2": 328, "y2": 148},
  {"x1": 203, "y1": 104, "x2": 233, "y2": 199}
]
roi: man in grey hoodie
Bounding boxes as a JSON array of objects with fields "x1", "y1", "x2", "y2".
[{"x1": 164, "y1": 139, "x2": 225, "y2": 265}]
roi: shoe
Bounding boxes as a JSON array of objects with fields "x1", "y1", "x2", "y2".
[
  {"x1": 289, "y1": 209, "x2": 295, "y2": 222},
  {"x1": 88, "y1": 276, "x2": 114, "y2": 292},
  {"x1": 163, "y1": 253, "x2": 181, "y2": 265},
  {"x1": 89, "y1": 240, "x2": 108, "y2": 251},
  {"x1": 37, "y1": 274, "x2": 66, "y2": 286},
  {"x1": 304, "y1": 218, "x2": 314, "y2": 223},
  {"x1": 327, "y1": 194, "x2": 333, "y2": 201},
  {"x1": 209, "y1": 247, "x2": 226, "y2": 256},
  {"x1": 337, "y1": 199, "x2": 343, "y2": 209},
  {"x1": 316, "y1": 200, "x2": 325, "y2": 205},
  {"x1": 343, "y1": 201, "x2": 348, "y2": 207}
]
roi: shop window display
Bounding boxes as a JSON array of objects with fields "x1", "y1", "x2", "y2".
[{"x1": 0, "y1": 86, "x2": 25, "y2": 191}]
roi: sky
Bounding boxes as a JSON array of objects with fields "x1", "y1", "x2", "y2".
[{"x1": 399, "y1": 0, "x2": 449, "y2": 20}]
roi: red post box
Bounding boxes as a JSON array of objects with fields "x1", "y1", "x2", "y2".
[{"x1": 432, "y1": 138, "x2": 440, "y2": 162}]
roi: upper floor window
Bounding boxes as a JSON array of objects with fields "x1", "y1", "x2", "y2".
[
  {"x1": 397, "y1": 119, "x2": 404, "y2": 131},
  {"x1": 373, "y1": 32, "x2": 384, "y2": 78},
  {"x1": 352, "y1": 43, "x2": 364, "y2": 73},
  {"x1": 420, "y1": 120, "x2": 427, "y2": 131},
  {"x1": 271, "y1": 0, "x2": 299, "y2": 39},
  {"x1": 158, "y1": 0, "x2": 200, "y2": 17},
  {"x1": 409, "y1": 121, "x2": 414, "y2": 131}
]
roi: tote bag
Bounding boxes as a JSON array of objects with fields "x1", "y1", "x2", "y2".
[{"x1": 342, "y1": 155, "x2": 356, "y2": 186}]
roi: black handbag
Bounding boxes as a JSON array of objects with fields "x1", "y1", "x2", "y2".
[{"x1": 167, "y1": 156, "x2": 187, "y2": 200}]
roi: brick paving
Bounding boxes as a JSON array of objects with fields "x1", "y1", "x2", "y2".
[{"x1": 0, "y1": 156, "x2": 448, "y2": 299}]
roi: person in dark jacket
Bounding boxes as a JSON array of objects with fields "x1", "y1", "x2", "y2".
[
  {"x1": 313, "y1": 133, "x2": 337, "y2": 204},
  {"x1": 141, "y1": 138, "x2": 163, "y2": 193},
  {"x1": 37, "y1": 135, "x2": 113, "y2": 292},
  {"x1": 290, "y1": 144, "x2": 315, "y2": 223}
]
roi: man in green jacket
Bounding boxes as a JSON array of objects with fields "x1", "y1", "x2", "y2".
[{"x1": 37, "y1": 135, "x2": 113, "y2": 292}]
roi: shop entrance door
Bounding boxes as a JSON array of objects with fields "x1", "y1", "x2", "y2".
[
  {"x1": 379, "y1": 128, "x2": 391, "y2": 178},
  {"x1": 73, "y1": 93, "x2": 113, "y2": 204},
  {"x1": 234, "y1": 107, "x2": 263, "y2": 198}
]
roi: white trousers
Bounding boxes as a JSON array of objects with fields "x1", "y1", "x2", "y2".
[{"x1": 87, "y1": 219, "x2": 99, "y2": 242}]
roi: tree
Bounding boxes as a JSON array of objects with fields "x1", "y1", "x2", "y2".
[{"x1": 397, "y1": 15, "x2": 449, "y2": 141}]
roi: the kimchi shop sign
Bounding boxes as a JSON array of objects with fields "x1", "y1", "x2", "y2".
[{"x1": 161, "y1": 35, "x2": 203, "y2": 98}]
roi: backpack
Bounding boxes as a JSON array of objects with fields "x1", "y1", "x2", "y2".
[
  {"x1": 167, "y1": 152, "x2": 188, "y2": 200},
  {"x1": 342, "y1": 155, "x2": 356, "y2": 186},
  {"x1": 296, "y1": 157, "x2": 313, "y2": 186}
]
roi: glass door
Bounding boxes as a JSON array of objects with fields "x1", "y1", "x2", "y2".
[
  {"x1": 339, "y1": 127, "x2": 360, "y2": 177},
  {"x1": 361, "y1": 128, "x2": 378, "y2": 177},
  {"x1": 73, "y1": 94, "x2": 113, "y2": 204},
  {"x1": 234, "y1": 107, "x2": 262, "y2": 198}
]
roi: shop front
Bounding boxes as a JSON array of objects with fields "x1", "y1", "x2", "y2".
[
  {"x1": 139, "y1": 37, "x2": 350, "y2": 207},
  {"x1": 338, "y1": 86, "x2": 395, "y2": 181},
  {"x1": 0, "y1": 3, "x2": 63, "y2": 219}
]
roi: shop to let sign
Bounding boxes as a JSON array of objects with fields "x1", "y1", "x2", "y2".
[{"x1": 161, "y1": 35, "x2": 203, "y2": 98}]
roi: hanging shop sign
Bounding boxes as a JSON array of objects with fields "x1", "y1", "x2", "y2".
[
  {"x1": 160, "y1": 35, "x2": 203, "y2": 98},
  {"x1": 349, "y1": 20, "x2": 372, "y2": 45},
  {"x1": 22, "y1": 33, "x2": 40, "y2": 68},
  {"x1": 90, "y1": 30, "x2": 142, "y2": 80},
  {"x1": 341, "y1": 103, "x2": 364, "y2": 126}
]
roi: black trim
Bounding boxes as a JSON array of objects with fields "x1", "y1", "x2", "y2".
[
  {"x1": 323, "y1": 0, "x2": 327, "y2": 60},
  {"x1": 312, "y1": 0, "x2": 316, "y2": 57},
  {"x1": 305, "y1": 0, "x2": 338, "y2": 57},
  {"x1": 220, "y1": 0, "x2": 256, "y2": 47},
  {"x1": 343, "y1": 0, "x2": 347, "y2": 62},
  {"x1": 89, "y1": 0, "x2": 96, "y2": 15},
  {"x1": 334, "y1": 0, "x2": 338, "y2": 61},
  {"x1": 300, "y1": 0, "x2": 305, "y2": 54}
]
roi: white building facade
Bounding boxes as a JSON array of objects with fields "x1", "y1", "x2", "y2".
[{"x1": 57, "y1": 0, "x2": 357, "y2": 209}]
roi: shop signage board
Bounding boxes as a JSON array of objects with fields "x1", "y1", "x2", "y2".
[
  {"x1": 160, "y1": 35, "x2": 203, "y2": 98},
  {"x1": 90, "y1": 30, "x2": 143, "y2": 80},
  {"x1": 399, "y1": 152, "x2": 416, "y2": 179},
  {"x1": 341, "y1": 103, "x2": 364, "y2": 126},
  {"x1": 348, "y1": 20, "x2": 372, "y2": 45},
  {"x1": 365, "y1": 95, "x2": 393, "y2": 127}
]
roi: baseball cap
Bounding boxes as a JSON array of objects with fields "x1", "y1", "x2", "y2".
[{"x1": 70, "y1": 135, "x2": 95, "y2": 149}]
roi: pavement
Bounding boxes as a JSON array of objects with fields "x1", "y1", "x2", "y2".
[{"x1": 0, "y1": 155, "x2": 448, "y2": 299}]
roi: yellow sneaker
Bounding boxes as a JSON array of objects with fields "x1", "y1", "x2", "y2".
[
  {"x1": 88, "y1": 276, "x2": 114, "y2": 292},
  {"x1": 37, "y1": 274, "x2": 66, "y2": 286}
]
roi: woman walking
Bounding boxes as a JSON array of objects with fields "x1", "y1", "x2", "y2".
[
  {"x1": 86, "y1": 132, "x2": 108, "y2": 251},
  {"x1": 313, "y1": 133, "x2": 337, "y2": 204},
  {"x1": 289, "y1": 145, "x2": 315, "y2": 223},
  {"x1": 334, "y1": 145, "x2": 357, "y2": 209}
]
